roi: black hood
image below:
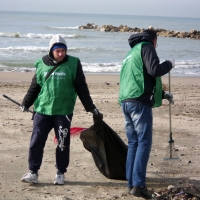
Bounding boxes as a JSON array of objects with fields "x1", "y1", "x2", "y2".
[{"x1": 128, "y1": 32, "x2": 154, "y2": 48}]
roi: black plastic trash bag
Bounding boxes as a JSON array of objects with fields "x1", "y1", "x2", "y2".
[{"x1": 80, "y1": 119, "x2": 127, "y2": 180}]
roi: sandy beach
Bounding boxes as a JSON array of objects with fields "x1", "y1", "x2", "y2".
[{"x1": 0, "y1": 72, "x2": 200, "y2": 200}]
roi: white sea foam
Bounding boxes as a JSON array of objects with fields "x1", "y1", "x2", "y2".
[
  {"x1": 0, "y1": 46, "x2": 48, "y2": 52},
  {"x1": 82, "y1": 62, "x2": 121, "y2": 73},
  {"x1": 0, "y1": 46, "x2": 97, "y2": 53},
  {"x1": 0, "y1": 32, "x2": 82, "y2": 39},
  {"x1": 0, "y1": 45, "x2": 125, "y2": 55},
  {"x1": 1, "y1": 60, "x2": 200, "y2": 75}
]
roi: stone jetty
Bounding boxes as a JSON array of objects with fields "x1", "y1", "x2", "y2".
[{"x1": 79, "y1": 23, "x2": 200, "y2": 39}]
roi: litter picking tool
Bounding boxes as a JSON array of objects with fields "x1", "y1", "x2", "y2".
[
  {"x1": 2, "y1": 93, "x2": 86, "y2": 138},
  {"x1": 2, "y1": 94, "x2": 33, "y2": 113},
  {"x1": 163, "y1": 72, "x2": 179, "y2": 160}
]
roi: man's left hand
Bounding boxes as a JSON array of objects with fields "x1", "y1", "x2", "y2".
[
  {"x1": 163, "y1": 92, "x2": 174, "y2": 104},
  {"x1": 90, "y1": 108, "x2": 103, "y2": 121}
]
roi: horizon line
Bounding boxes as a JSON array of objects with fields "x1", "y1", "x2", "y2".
[{"x1": 0, "y1": 9, "x2": 200, "y2": 19}]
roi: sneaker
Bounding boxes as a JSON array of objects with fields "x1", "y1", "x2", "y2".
[
  {"x1": 54, "y1": 174, "x2": 65, "y2": 185},
  {"x1": 21, "y1": 172, "x2": 38, "y2": 184},
  {"x1": 130, "y1": 186, "x2": 152, "y2": 199}
]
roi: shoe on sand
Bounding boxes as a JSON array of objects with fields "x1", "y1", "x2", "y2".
[
  {"x1": 130, "y1": 186, "x2": 152, "y2": 199},
  {"x1": 54, "y1": 174, "x2": 65, "y2": 185},
  {"x1": 21, "y1": 172, "x2": 38, "y2": 184}
]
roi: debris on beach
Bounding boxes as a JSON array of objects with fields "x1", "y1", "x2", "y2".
[{"x1": 153, "y1": 183, "x2": 200, "y2": 200}]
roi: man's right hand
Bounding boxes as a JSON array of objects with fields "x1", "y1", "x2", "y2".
[
  {"x1": 166, "y1": 59, "x2": 175, "y2": 68},
  {"x1": 20, "y1": 106, "x2": 29, "y2": 112}
]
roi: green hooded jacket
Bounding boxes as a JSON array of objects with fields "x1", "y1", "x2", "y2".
[
  {"x1": 34, "y1": 55, "x2": 78, "y2": 115},
  {"x1": 119, "y1": 42, "x2": 162, "y2": 108}
]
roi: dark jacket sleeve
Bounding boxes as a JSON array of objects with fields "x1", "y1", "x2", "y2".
[
  {"x1": 22, "y1": 74, "x2": 41, "y2": 108},
  {"x1": 142, "y1": 44, "x2": 172, "y2": 77},
  {"x1": 74, "y1": 60, "x2": 96, "y2": 112}
]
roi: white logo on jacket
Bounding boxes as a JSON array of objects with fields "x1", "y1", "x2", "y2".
[{"x1": 44, "y1": 72, "x2": 66, "y2": 77}]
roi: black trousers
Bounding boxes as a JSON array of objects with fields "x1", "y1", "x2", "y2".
[{"x1": 28, "y1": 113, "x2": 73, "y2": 173}]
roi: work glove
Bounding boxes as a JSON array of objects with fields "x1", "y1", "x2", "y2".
[
  {"x1": 166, "y1": 59, "x2": 175, "y2": 68},
  {"x1": 163, "y1": 92, "x2": 174, "y2": 104},
  {"x1": 20, "y1": 106, "x2": 29, "y2": 112},
  {"x1": 90, "y1": 108, "x2": 103, "y2": 121}
]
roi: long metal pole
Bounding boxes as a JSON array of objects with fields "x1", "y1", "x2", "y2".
[
  {"x1": 2, "y1": 94, "x2": 33, "y2": 113},
  {"x1": 168, "y1": 72, "x2": 173, "y2": 158}
]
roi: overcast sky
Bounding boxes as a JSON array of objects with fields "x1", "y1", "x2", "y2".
[{"x1": 1, "y1": 0, "x2": 200, "y2": 18}]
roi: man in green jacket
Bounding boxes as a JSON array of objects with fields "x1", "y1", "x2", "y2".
[
  {"x1": 20, "y1": 35, "x2": 102, "y2": 185},
  {"x1": 119, "y1": 29, "x2": 174, "y2": 199}
]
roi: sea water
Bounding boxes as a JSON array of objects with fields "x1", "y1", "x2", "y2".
[{"x1": 0, "y1": 11, "x2": 200, "y2": 76}]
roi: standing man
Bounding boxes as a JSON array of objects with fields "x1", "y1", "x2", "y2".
[
  {"x1": 119, "y1": 29, "x2": 175, "y2": 199},
  {"x1": 21, "y1": 35, "x2": 102, "y2": 185}
]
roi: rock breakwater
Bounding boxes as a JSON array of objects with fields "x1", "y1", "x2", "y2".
[{"x1": 79, "y1": 23, "x2": 200, "y2": 39}]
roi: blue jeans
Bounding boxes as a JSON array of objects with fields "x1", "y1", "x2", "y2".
[{"x1": 121, "y1": 101, "x2": 152, "y2": 187}]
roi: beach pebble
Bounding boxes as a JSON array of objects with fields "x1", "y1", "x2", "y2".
[
  {"x1": 174, "y1": 148, "x2": 179, "y2": 151},
  {"x1": 149, "y1": 163, "x2": 153, "y2": 165},
  {"x1": 168, "y1": 185, "x2": 175, "y2": 190}
]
